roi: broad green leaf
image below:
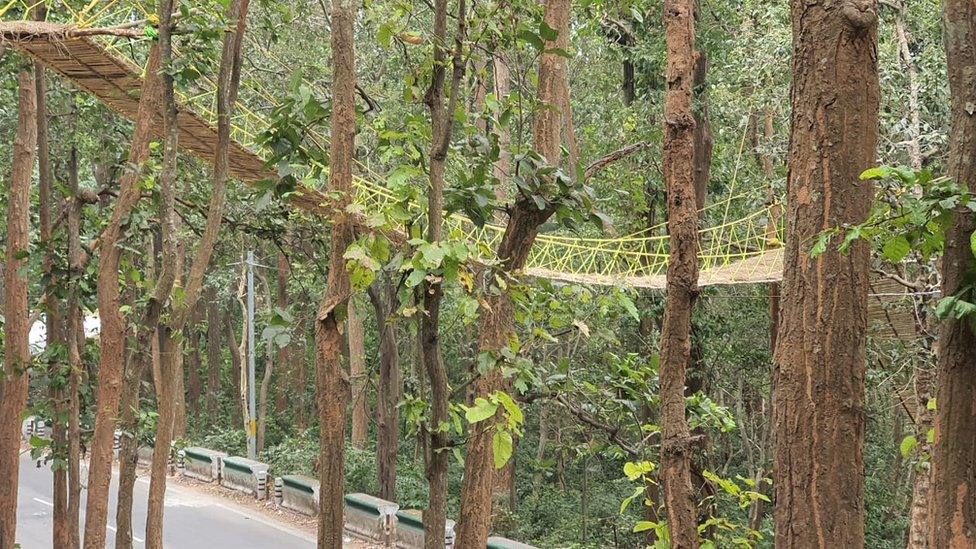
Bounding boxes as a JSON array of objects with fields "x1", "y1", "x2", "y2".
[
  {"x1": 494, "y1": 391, "x2": 524, "y2": 424},
  {"x1": 492, "y1": 431, "x2": 513, "y2": 469},
  {"x1": 882, "y1": 236, "x2": 910, "y2": 263},
  {"x1": 464, "y1": 398, "x2": 498, "y2": 424}
]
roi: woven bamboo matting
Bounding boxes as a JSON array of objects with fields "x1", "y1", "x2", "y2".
[{"x1": 0, "y1": 21, "x2": 332, "y2": 216}]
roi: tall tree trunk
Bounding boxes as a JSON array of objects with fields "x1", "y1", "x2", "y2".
[
  {"x1": 84, "y1": 42, "x2": 163, "y2": 549},
  {"x1": 456, "y1": 2, "x2": 571, "y2": 546},
  {"x1": 349, "y1": 298, "x2": 369, "y2": 449},
  {"x1": 146, "y1": 1, "x2": 250, "y2": 544},
  {"x1": 772, "y1": 1, "x2": 879, "y2": 546},
  {"x1": 316, "y1": 0, "x2": 358, "y2": 545},
  {"x1": 369, "y1": 280, "x2": 401, "y2": 502},
  {"x1": 34, "y1": 43, "x2": 70, "y2": 548},
  {"x1": 907, "y1": 366, "x2": 935, "y2": 548},
  {"x1": 227, "y1": 311, "x2": 244, "y2": 418},
  {"x1": 257, "y1": 269, "x2": 274, "y2": 453},
  {"x1": 207, "y1": 288, "x2": 222, "y2": 422},
  {"x1": 0, "y1": 66, "x2": 38, "y2": 549},
  {"x1": 66, "y1": 146, "x2": 84, "y2": 549},
  {"x1": 422, "y1": 0, "x2": 467, "y2": 545},
  {"x1": 929, "y1": 1, "x2": 976, "y2": 545},
  {"x1": 144, "y1": 4, "x2": 180, "y2": 544},
  {"x1": 274, "y1": 252, "x2": 292, "y2": 416},
  {"x1": 691, "y1": 52, "x2": 712, "y2": 210},
  {"x1": 659, "y1": 0, "x2": 700, "y2": 545},
  {"x1": 187, "y1": 311, "x2": 204, "y2": 415}
]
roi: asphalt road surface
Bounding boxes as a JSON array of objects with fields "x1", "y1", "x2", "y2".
[{"x1": 14, "y1": 451, "x2": 318, "y2": 549}]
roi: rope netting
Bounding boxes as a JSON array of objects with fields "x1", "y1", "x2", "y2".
[{"x1": 0, "y1": 0, "x2": 785, "y2": 289}]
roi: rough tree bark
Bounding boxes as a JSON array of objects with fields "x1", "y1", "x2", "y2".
[
  {"x1": 369, "y1": 279, "x2": 402, "y2": 502},
  {"x1": 206, "y1": 287, "x2": 222, "y2": 422},
  {"x1": 456, "y1": 1, "x2": 571, "y2": 546},
  {"x1": 929, "y1": 0, "x2": 976, "y2": 545},
  {"x1": 658, "y1": 0, "x2": 700, "y2": 545},
  {"x1": 66, "y1": 146, "x2": 84, "y2": 549},
  {"x1": 908, "y1": 365, "x2": 935, "y2": 548},
  {"x1": 33, "y1": 42, "x2": 71, "y2": 547},
  {"x1": 349, "y1": 298, "x2": 369, "y2": 450},
  {"x1": 772, "y1": 1, "x2": 879, "y2": 546},
  {"x1": 315, "y1": 0, "x2": 358, "y2": 545},
  {"x1": 0, "y1": 67, "x2": 38, "y2": 549},
  {"x1": 145, "y1": 1, "x2": 250, "y2": 544},
  {"x1": 144, "y1": 3, "x2": 181, "y2": 544},
  {"x1": 84, "y1": 41, "x2": 163, "y2": 549},
  {"x1": 422, "y1": 0, "x2": 467, "y2": 545}
]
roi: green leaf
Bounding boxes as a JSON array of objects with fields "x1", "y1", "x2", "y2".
[
  {"x1": 970, "y1": 230, "x2": 976, "y2": 259},
  {"x1": 538, "y1": 21, "x2": 558, "y2": 41},
  {"x1": 900, "y1": 435, "x2": 918, "y2": 458},
  {"x1": 859, "y1": 167, "x2": 889, "y2": 181},
  {"x1": 517, "y1": 29, "x2": 544, "y2": 51},
  {"x1": 810, "y1": 232, "x2": 831, "y2": 258},
  {"x1": 633, "y1": 521, "x2": 657, "y2": 533},
  {"x1": 936, "y1": 295, "x2": 976, "y2": 320},
  {"x1": 492, "y1": 430, "x2": 513, "y2": 469},
  {"x1": 882, "y1": 235, "x2": 911, "y2": 263},
  {"x1": 464, "y1": 398, "x2": 498, "y2": 424},
  {"x1": 618, "y1": 293, "x2": 640, "y2": 321},
  {"x1": 494, "y1": 391, "x2": 524, "y2": 424}
]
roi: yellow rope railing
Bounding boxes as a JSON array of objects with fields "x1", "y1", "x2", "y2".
[{"x1": 5, "y1": 0, "x2": 785, "y2": 288}]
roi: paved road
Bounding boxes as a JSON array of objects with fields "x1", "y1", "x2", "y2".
[{"x1": 15, "y1": 451, "x2": 317, "y2": 549}]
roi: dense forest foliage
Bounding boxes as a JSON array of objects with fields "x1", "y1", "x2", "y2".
[{"x1": 0, "y1": 0, "x2": 974, "y2": 548}]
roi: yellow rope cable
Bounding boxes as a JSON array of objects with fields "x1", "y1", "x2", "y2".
[{"x1": 10, "y1": 0, "x2": 785, "y2": 287}]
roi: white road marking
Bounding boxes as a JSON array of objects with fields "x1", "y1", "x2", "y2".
[
  {"x1": 32, "y1": 497, "x2": 54, "y2": 507},
  {"x1": 105, "y1": 524, "x2": 144, "y2": 544}
]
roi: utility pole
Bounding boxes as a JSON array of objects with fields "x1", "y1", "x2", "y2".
[{"x1": 246, "y1": 250, "x2": 257, "y2": 460}]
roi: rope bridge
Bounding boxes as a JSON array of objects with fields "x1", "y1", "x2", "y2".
[{"x1": 0, "y1": 1, "x2": 785, "y2": 289}]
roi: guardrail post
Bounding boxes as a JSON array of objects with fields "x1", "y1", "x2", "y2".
[
  {"x1": 273, "y1": 477, "x2": 283, "y2": 506},
  {"x1": 256, "y1": 470, "x2": 268, "y2": 500},
  {"x1": 176, "y1": 449, "x2": 186, "y2": 471}
]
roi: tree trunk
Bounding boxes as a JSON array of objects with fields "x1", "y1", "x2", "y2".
[
  {"x1": 456, "y1": 2, "x2": 571, "y2": 546},
  {"x1": 422, "y1": 0, "x2": 467, "y2": 545},
  {"x1": 929, "y1": 1, "x2": 976, "y2": 545},
  {"x1": 0, "y1": 66, "x2": 38, "y2": 549},
  {"x1": 146, "y1": 1, "x2": 250, "y2": 543},
  {"x1": 84, "y1": 42, "x2": 163, "y2": 549},
  {"x1": 691, "y1": 52, "x2": 712, "y2": 210},
  {"x1": 187, "y1": 312, "x2": 204, "y2": 415},
  {"x1": 349, "y1": 298, "x2": 369, "y2": 449},
  {"x1": 369, "y1": 280, "x2": 401, "y2": 502},
  {"x1": 772, "y1": 1, "x2": 879, "y2": 546},
  {"x1": 207, "y1": 288, "x2": 222, "y2": 422},
  {"x1": 257, "y1": 337, "x2": 273, "y2": 453},
  {"x1": 34, "y1": 45, "x2": 71, "y2": 548},
  {"x1": 66, "y1": 146, "x2": 84, "y2": 549},
  {"x1": 907, "y1": 366, "x2": 935, "y2": 548},
  {"x1": 659, "y1": 0, "x2": 700, "y2": 545},
  {"x1": 274, "y1": 252, "x2": 292, "y2": 416},
  {"x1": 316, "y1": 0, "x2": 358, "y2": 546},
  {"x1": 227, "y1": 312, "x2": 244, "y2": 418},
  {"x1": 116, "y1": 342, "x2": 151, "y2": 549},
  {"x1": 145, "y1": 6, "x2": 180, "y2": 544}
]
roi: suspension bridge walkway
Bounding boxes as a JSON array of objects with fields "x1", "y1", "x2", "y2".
[{"x1": 0, "y1": 2, "x2": 785, "y2": 289}]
